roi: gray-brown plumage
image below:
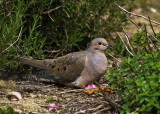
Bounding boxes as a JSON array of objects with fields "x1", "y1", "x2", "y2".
[{"x1": 18, "y1": 38, "x2": 111, "y2": 88}]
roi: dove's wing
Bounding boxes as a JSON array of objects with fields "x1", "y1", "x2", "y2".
[{"x1": 45, "y1": 51, "x2": 86, "y2": 83}]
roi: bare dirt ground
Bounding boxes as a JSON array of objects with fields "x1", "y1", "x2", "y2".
[
  {"x1": 0, "y1": 1, "x2": 160, "y2": 114},
  {"x1": 0, "y1": 73, "x2": 119, "y2": 114}
]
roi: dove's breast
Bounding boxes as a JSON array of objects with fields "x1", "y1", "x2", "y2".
[
  {"x1": 73, "y1": 51, "x2": 108, "y2": 88},
  {"x1": 91, "y1": 51, "x2": 108, "y2": 75}
]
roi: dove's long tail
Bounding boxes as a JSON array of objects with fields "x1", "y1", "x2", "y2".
[
  {"x1": 17, "y1": 57, "x2": 55, "y2": 69},
  {"x1": 18, "y1": 57, "x2": 58, "y2": 81}
]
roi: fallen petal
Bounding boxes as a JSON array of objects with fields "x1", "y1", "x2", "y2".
[
  {"x1": 12, "y1": 98, "x2": 19, "y2": 101},
  {"x1": 114, "y1": 112, "x2": 119, "y2": 114},
  {"x1": 49, "y1": 107, "x2": 54, "y2": 111},
  {"x1": 85, "y1": 84, "x2": 96, "y2": 89},
  {"x1": 50, "y1": 103, "x2": 57, "y2": 108}
]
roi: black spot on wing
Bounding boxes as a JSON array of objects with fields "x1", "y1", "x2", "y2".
[{"x1": 64, "y1": 67, "x2": 66, "y2": 71}]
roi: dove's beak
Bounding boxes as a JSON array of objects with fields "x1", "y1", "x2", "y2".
[{"x1": 106, "y1": 45, "x2": 112, "y2": 49}]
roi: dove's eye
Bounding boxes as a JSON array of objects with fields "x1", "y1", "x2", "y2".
[{"x1": 98, "y1": 42, "x2": 102, "y2": 45}]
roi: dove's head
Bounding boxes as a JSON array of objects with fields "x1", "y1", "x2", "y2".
[{"x1": 89, "y1": 38, "x2": 112, "y2": 52}]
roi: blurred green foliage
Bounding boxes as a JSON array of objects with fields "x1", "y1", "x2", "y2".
[
  {"x1": 106, "y1": 29, "x2": 160, "y2": 113},
  {"x1": 0, "y1": 107, "x2": 16, "y2": 114},
  {"x1": 0, "y1": 0, "x2": 133, "y2": 72},
  {"x1": 45, "y1": 97, "x2": 55, "y2": 103}
]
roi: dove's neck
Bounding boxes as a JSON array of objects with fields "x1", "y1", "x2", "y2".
[{"x1": 87, "y1": 48, "x2": 105, "y2": 54}]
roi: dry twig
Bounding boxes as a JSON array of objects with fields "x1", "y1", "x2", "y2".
[
  {"x1": 115, "y1": 3, "x2": 160, "y2": 25},
  {"x1": 148, "y1": 16, "x2": 156, "y2": 36},
  {"x1": 42, "y1": 3, "x2": 67, "y2": 14},
  {"x1": 48, "y1": 13, "x2": 55, "y2": 22},
  {"x1": 118, "y1": 6, "x2": 141, "y2": 30},
  {"x1": 59, "y1": 89, "x2": 82, "y2": 94},
  {"x1": 94, "y1": 82, "x2": 122, "y2": 112},
  {"x1": 116, "y1": 4, "x2": 160, "y2": 43},
  {"x1": 0, "y1": 102, "x2": 23, "y2": 105},
  {"x1": 93, "y1": 107, "x2": 111, "y2": 114},
  {"x1": 148, "y1": 32, "x2": 160, "y2": 43},
  {"x1": 117, "y1": 32, "x2": 134, "y2": 56},
  {"x1": 148, "y1": 36, "x2": 159, "y2": 52},
  {"x1": 115, "y1": 3, "x2": 160, "y2": 52},
  {"x1": 44, "y1": 49, "x2": 61, "y2": 53},
  {"x1": 144, "y1": 25, "x2": 155, "y2": 59},
  {"x1": 122, "y1": 27, "x2": 136, "y2": 54},
  {"x1": 87, "y1": 103, "x2": 108, "y2": 112},
  {"x1": 105, "y1": 52, "x2": 121, "y2": 63},
  {"x1": 42, "y1": 3, "x2": 68, "y2": 23}
]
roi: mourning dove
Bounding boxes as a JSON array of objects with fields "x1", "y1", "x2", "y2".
[{"x1": 18, "y1": 38, "x2": 111, "y2": 88}]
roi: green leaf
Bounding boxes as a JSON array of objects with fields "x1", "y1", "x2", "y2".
[
  {"x1": 45, "y1": 97, "x2": 55, "y2": 103},
  {"x1": 128, "y1": 83, "x2": 135, "y2": 89},
  {"x1": 111, "y1": 83, "x2": 118, "y2": 89},
  {"x1": 120, "y1": 65, "x2": 129, "y2": 72}
]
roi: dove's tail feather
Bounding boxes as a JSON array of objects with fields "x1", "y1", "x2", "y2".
[
  {"x1": 18, "y1": 57, "x2": 60, "y2": 81},
  {"x1": 17, "y1": 57, "x2": 53, "y2": 69}
]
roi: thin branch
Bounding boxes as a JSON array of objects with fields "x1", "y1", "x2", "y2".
[
  {"x1": 64, "y1": 25, "x2": 69, "y2": 46},
  {"x1": 147, "y1": 32, "x2": 160, "y2": 43},
  {"x1": 143, "y1": 45, "x2": 150, "y2": 54},
  {"x1": 105, "y1": 51, "x2": 121, "y2": 63},
  {"x1": 115, "y1": 3, "x2": 160, "y2": 26},
  {"x1": 122, "y1": 27, "x2": 136, "y2": 54},
  {"x1": 93, "y1": 107, "x2": 111, "y2": 114},
  {"x1": 117, "y1": 32, "x2": 134, "y2": 56},
  {"x1": 15, "y1": 45, "x2": 23, "y2": 53},
  {"x1": 87, "y1": 103, "x2": 108, "y2": 112},
  {"x1": 148, "y1": 16, "x2": 156, "y2": 36},
  {"x1": 115, "y1": 3, "x2": 160, "y2": 44},
  {"x1": 44, "y1": 49, "x2": 60, "y2": 53},
  {"x1": 0, "y1": 102, "x2": 23, "y2": 105},
  {"x1": 42, "y1": 3, "x2": 67, "y2": 14},
  {"x1": 144, "y1": 25, "x2": 155, "y2": 59},
  {"x1": 48, "y1": 13, "x2": 54, "y2": 22},
  {"x1": 148, "y1": 36, "x2": 159, "y2": 52},
  {"x1": 2, "y1": 21, "x2": 23, "y2": 53},
  {"x1": 94, "y1": 82, "x2": 122, "y2": 112},
  {"x1": 116, "y1": 4, "x2": 141, "y2": 30},
  {"x1": 59, "y1": 89, "x2": 82, "y2": 94}
]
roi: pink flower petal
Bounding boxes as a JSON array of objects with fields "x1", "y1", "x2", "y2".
[
  {"x1": 12, "y1": 98, "x2": 19, "y2": 101},
  {"x1": 130, "y1": 14, "x2": 134, "y2": 17},
  {"x1": 80, "y1": 106, "x2": 83, "y2": 110},
  {"x1": 49, "y1": 107, "x2": 54, "y2": 111},
  {"x1": 114, "y1": 112, "x2": 119, "y2": 114},
  {"x1": 85, "y1": 84, "x2": 96, "y2": 89},
  {"x1": 50, "y1": 104, "x2": 57, "y2": 108}
]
